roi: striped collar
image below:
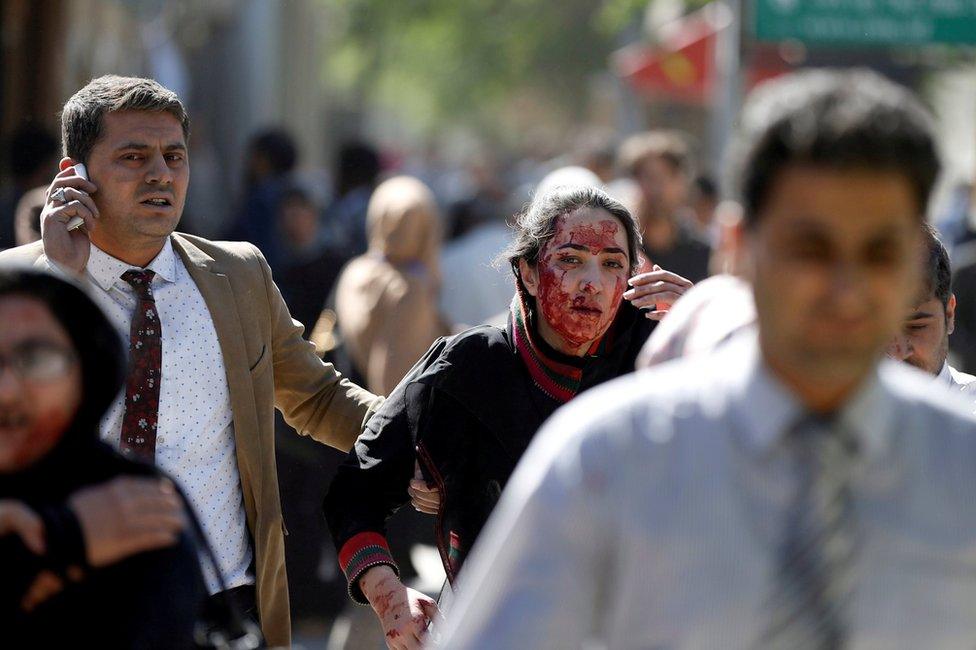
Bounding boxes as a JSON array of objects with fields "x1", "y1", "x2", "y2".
[{"x1": 509, "y1": 285, "x2": 612, "y2": 403}]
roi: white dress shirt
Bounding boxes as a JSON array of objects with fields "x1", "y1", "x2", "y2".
[
  {"x1": 86, "y1": 239, "x2": 252, "y2": 594},
  {"x1": 637, "y1": 274, "x2": 755, "y2": 368},
  {"x1": 439, "y1": 332, "x2": 976, "y2": 649},
  {"x1": 939, "y1": 362, "x2": 976, "y2": 407}
]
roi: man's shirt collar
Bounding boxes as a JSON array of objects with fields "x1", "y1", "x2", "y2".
[
  {"x1": 87, "y1": 237, "x2": 178, "y2": 292},
  {"x1": 727, "y1": 332, "x2": 894, "y2": 460},
  {"x1": 938, "y1": 361, "x2": 954, "y2": 386}
]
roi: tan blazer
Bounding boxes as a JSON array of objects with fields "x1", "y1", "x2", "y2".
[{"x1": 0, "y1": 233, "x2": 382, "y2": 647}]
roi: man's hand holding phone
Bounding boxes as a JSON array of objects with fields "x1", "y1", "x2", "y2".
[{"x1": 41, "y1": 160, "x2": 99, "y2": 275}]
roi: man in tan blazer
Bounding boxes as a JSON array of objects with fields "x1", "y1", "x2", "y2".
[{"x1": 0, "y1": 75, "x2": 380, "y2": 646}]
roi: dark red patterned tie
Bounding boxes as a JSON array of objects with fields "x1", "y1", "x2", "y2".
[{"x1": 119, "y1": 269, "x2": 161, "y2": 461}]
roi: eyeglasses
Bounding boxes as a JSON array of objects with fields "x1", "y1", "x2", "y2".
[{"x1": 0, "y1": 341, "x2": 78, "y2": 382}]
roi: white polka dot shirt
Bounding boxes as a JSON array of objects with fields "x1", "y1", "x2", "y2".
[{"x1": 86, "y1": 239, "x2": 252, "y2": 594}]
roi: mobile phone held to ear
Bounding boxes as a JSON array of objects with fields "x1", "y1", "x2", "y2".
[{"x1": 65, "y1": 163, "x2": 89, "y2": 232}]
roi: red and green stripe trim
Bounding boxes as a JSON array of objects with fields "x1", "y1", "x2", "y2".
[
  {"x1": 511, "y1": 293, "x2": 583, "y2": 403},
  {"x1": 338, "y1": 531, "x2": 399, "y2": 604}
]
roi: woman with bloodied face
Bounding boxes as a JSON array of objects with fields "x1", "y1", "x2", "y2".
[
  {"x1": 0, "y1": 268, "x2": 207, "y2": 648},
  {"x1": 324, "y1": 186, "x2": 653, "y2": 649}
]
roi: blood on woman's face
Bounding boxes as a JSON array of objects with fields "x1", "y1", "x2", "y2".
[
  {"x1": 0, "y1": 296, "x2": 81, "y2": 473},
  {"x1": 520, "y1": 208, "x2": 631, "y2": 356}
]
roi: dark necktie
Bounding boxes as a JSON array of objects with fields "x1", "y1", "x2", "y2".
[
  {"x1": 760, "y1": 414, "x2": 862, "y2": 650},
  {"x1": 119, "y1": 269, "x2": 162, "y2": 461}
]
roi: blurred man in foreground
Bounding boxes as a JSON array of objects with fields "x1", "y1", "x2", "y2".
[{"x1": 438, "y1": 69, "x2": 976, "y2": 649}]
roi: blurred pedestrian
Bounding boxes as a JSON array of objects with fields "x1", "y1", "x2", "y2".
[
  {"x1": 618, "y1": 130, "x2": 711, "y2": 282},
  {"x1": 689, "y1": 174, "x2": 719, "y2": 239},
  {"x1": 273, "y1": 184, "x2": 356, "y2": 627},
  {"x1": 636, "y1": 272, "x2": 754, "y2": 368},
  {"x1": 226, "y1": 128, "x2": 299, "y2": 272},
  {"x1": 0, "y1": 124, "x2": 59, "y2": 249},
  {"x1": 933, "y1": 179, "x2": 974, "y2": 256},
  {"x1": 0, "y1": 267, "x2": 205, "y2": 648},
  {"x1": 438, "y1": 213, "x2": 513, "y2": 328},
  {"x1": 276, "y1": 186, "x2": 345, "y2": 335},
  {"x1": 438, "y1": 159, "x2": 515, "y2": 327},
  {"x1": 324, "y1": 141, "x2": 381, "y2": 256},
  {"x1": 334, "y1": 176, "x2": 451, "y2": 396},
  {"x1": 572, "y1": 127, "x2": 618, "y2": 183},
  {"x1": 946, "y1": 192, "x2": 976, "y2": 373},
  {"x1": 439, "y1": 69, "x2": 976, "y2": 649},
  {"x1": 13, "y1": 187, "x2": 47, "y2": 245},
  {"x1": 325, "y1": 185, "x2": 690, "y2": 649},
  {"x1": 887, "y1": 223, "x2": 976, "y2": 398},
  {"x1": 533, "y1": 165, "x2": 601, "y2": 197},
  {"x1": 0, "y1": 75, "x2": 382, "y2": 646}
]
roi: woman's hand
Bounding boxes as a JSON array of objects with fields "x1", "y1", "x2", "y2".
[
  {"x1": 623, "y1": 264, "x2": 694, "y2": 320},
  {"x1": 68, "y1": 476, "x2": 184, "y2": 567},
  {"x1": 21, "y1": 571, "x2": 64, "y2": 612},
  {"x1": 360, "y1": 565, "x2": 441, "y2": 650},
  {"x1": 0, "y1": 500, "x2": 64, "y2": 612},
  {"x1": 0, "y1": 499, "x2": 45, "y2": 554}
]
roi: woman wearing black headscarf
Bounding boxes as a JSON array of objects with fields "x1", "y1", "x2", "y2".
[{"x1": 0, "y1": 267, "x2": 206, "y2": 648}]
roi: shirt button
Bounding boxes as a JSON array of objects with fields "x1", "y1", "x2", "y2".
[{"x1": 157, "y1": 436, "x2": 165, "y2": 445}]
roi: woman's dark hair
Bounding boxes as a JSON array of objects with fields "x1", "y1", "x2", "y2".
[
  {"x1": 727, "y1": 68, "x2": 940, "y2": 227},
  {"x1": 501, "y1": 185, "x2": 642, "y2": 283},
  {"x1": 0, "y1": 267, "x2": 125, "y2": 433}
]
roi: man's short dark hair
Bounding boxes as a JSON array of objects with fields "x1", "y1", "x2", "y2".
[
  {"x1": 335, "y1": 141, "x2": 381, "y2": 197},
  {"x1": 922, "y1": 222, "x2": 952, "y2": 309},
  {"x1": 61, "y1": 75, "x2": 190, "y2": 163},
  {"x1": 728, "y1": 69, "x2": 940, "y2": 226},
  {"x1": 617, "y1": 130, "x2": 693, "y2": 179},
  {"x1": 6, "y1": 123, "x2": 58, "y2": 179},
  {"x1": 249, "y1": 129, "x2": 298, "y2": 176}
]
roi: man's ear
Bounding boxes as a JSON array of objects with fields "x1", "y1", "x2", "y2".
[
  {"x1": 712, "y1": 201, "x2": 745, "y2": 276},
  {"x1": 947, "y1": 293, "x2": 957, "y2": 335},
  {"x1": 518, "y1": 258, "x2": 540, "y2": 298},
  {"x1": 59, "y1": 157, "x2": 76, "y2": 172},
  {"x1": 726, "y1": 206, "x2": 752, "y2": 281}
]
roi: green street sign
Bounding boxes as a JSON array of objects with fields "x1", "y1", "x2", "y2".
[{"x1": 754, "y1": 0, "x2": 976, "y2": 46}]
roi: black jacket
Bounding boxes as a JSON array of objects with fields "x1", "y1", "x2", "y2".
[
  {"x1": 1, "y1": 442, "x2": 208, "y2": 649},
  {"x1": 324, "y1": 300, "x2": 653, "y2": 601},
  {"x1": 0, "y1": 269, "x2": 207, "y2": 649}
]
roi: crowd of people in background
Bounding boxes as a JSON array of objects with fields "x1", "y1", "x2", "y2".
[
  {"x1": 5, "y1": 103, "x2": 975, "y2": 387},
  {"x1": 3, "y1": 66, "x2": 976, "y2": 649}
]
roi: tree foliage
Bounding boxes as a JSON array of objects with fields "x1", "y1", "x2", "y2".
[{"x1": 320, "y1": 0, "x2": 654, "y2": 140}]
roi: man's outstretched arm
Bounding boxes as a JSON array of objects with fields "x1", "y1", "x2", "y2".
[{"x1": 254, "y1": 245, "x2": 382, "y2": 452}]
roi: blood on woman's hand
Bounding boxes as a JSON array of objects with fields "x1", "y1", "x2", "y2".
[{"x1": 360, "y1": 565, "x2": 440, "y2": 650}]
